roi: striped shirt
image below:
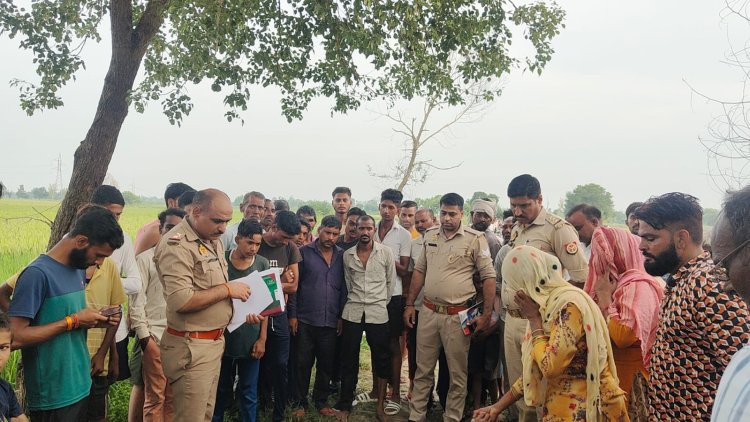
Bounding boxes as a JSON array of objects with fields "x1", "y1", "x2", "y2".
[{"x1": 712, "y1": 344, "x2": 750, "y2": 421}]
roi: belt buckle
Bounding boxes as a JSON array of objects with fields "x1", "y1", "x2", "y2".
[{"x1": 436, "y1": 304, "x2": 447, "y2": 314}]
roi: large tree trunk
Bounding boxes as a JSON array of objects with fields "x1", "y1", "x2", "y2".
[{"x1": 47, "y1": 0, "x2": 168, "y2": 248}]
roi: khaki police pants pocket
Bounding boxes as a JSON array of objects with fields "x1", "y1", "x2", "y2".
[{"x1": 160, "y1": 334, "x2": 192, "y2": 384}]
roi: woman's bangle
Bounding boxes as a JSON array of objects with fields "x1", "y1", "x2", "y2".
[
  {"x1": 65, "y1": 316, "x2": 73, "y2": 331},
  {"x1": 224, "y1": 283, "x2": 232, "y2": 299},
  {"x1": 72, "y1": 313, "x2": 80, "y2": 329},
  {"x1": 530, "y1": 328, "x2": 545, "y2": 336}
]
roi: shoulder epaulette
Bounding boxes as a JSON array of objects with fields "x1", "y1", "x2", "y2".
[
  {"x1": 166, "y1": 233, "x2": 184, "y2": 244},
  {"x1": 545, "y1": 214, "x2": 566, "y2": 229}
]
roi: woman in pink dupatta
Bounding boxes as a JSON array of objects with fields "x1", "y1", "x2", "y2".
[{"x1": 584, "y1": 226, "x2": 664, "y2": 418}]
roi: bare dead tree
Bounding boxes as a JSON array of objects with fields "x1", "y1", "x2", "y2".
[
  {"x1": 688, "y1": 0, "x2": 750, "y2": 189},
  {"x1": 369, "y1": 79, "x2": 498, "y2": 191}
]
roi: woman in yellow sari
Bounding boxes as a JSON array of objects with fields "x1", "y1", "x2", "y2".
[{"x1": 473, "y1": 246, "x2": 628, "y2": 422}]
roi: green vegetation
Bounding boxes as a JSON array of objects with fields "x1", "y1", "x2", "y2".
[{"x1": 0, "y1": 199, "x2": 434, "y2": 421}]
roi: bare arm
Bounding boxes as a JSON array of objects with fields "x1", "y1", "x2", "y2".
[
  {"x1": 395, "y1": 255, "x2": 410, "y2": 278},
  {"x1": 134, "y1": 225, "x2": 160, "y2": 256},
  {"x1": 10, "y1": 307, "x2": 112, "y2": 350},
  {"x1": 281, "y1": 263, "x2": 299, "y2": 294},
  {"x1": 0, "y1": 283, "x2": 13, "y2": 313}
]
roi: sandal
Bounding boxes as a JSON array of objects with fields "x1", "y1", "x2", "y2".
[
  {"x1": 353, "y1": 392, "x2": 375, "y2": 406},
  {"x1": 384, "y1": 399, "x2": 401, "y2": 416}
]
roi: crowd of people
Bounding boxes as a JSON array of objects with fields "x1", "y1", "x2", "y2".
[{"x1": 0, "y1": 173, "x2": 748, "y2": 422}]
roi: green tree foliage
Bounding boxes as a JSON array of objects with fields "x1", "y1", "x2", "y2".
[
  {"x1": 15, "y1": 185, "x2": 29, "y2": 199},
  {"x1": 563, "y1": 183, "x2": 615, "y2": 223},
  {"x1": 30, "y1": 187, "x2": 49, "y2": 199},
  {"x1": 122, "y1": 191, "x2": 141, "y2": 205},
  {"x1": 1, "y1": 0, "x2": 566, "y2": 247}
]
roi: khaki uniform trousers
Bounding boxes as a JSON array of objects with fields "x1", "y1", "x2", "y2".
[
  {"x1": 504, "y1": 314, "x2": 539, "y2": 422},
  {"x1": 160, "y1": 332, "x2": 224, "y2": 422},
  {"x1": 409, "y1": 309, "x2": 471, "y2": 422}
]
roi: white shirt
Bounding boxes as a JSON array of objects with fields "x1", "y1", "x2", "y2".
[
  {"x1": 110, "y1": 235, "x2": 142, "y2": 342},
  {"x1": 220, "y1": 221, "x2": 241, "y2": 251},
  {"x1": 374, "y1": 222, "x2": 412, "y2": 296},
  {"x1": 712, "y1": 344, "x2": 750, "y2": 421}
]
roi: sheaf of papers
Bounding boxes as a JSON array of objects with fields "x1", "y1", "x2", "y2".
[{"x1": 226, "y1": 268, "x2": 284, "y2": 333}]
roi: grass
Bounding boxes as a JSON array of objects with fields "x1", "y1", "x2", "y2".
[{"x1": 0, "y1": 199, "x2": 447, "y2": 421}]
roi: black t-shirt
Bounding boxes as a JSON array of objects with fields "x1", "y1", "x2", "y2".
[
  {"x1": 336, "y1": 236, "x2": 358, "y2": 252},
  {"x1": 258, "y1": 239, "x2": 302, "y2": 270},
  {"x1": 258, "y1": 238, "x2": 302, "y2": 317},
  {"x1": 0, "y1": 379, "x2": 22, "y2": 420}
]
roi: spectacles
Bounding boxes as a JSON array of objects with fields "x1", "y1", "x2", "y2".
[
  {"x1": 713, "y1": 238, "x2": 750, "y2": 293},
  {"x1": 715, "y1": 238, "x2": 750, "y2": 270}
]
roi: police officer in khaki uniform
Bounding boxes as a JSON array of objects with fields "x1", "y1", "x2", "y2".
[
  {"x1": 154, "y1": 189, "x2": 256, "y2": 421},
  {"x1": 404, "y1": 193, "x2": 496, "y2": 422},
  {"x1": 500, "y1": 175, "x2": 588, "y2": 422}
]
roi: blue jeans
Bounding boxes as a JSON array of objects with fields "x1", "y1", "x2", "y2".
[
  {"x1": 260, "y1": 313, "x2": 290, "y2": 422},
  {"x1": 212, "y1": 356, "x2": 260, "y2": 422}
]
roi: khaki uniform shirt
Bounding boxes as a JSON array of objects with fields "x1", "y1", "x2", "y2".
[
  {"x1": 154, "y1": 218, "x2": 231, "y2": 332},
  {"x1": 502, "y1": 208, "x2": 588, "y2": 310},
  {"x1": 414, "y1": 224, "x2": 496, "y2": 306},
  {"x1": 342, "y1": 242, "x2": 396, "y2": 324}
]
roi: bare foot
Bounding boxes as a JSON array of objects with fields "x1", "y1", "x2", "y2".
[{"x1": 334, "y1": 409, "x2": 349, "y2": 422}]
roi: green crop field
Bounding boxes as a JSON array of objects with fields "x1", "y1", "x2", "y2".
[{"x1": 0, "y1": 199, "x2": 440, "y2": 421}]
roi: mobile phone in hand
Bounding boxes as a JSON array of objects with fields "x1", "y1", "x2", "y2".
[{"x1": 101, "y1": 306, "x2": 122, "y2": 317}]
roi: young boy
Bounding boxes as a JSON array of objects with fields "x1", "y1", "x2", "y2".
[
  {"x1": 212, "y1": 219, "x2": 269, "y2": 422},
  {"x1": 0, "y1": 312, "x2": 28, "y2": 421}
]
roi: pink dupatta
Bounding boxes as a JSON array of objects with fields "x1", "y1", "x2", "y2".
[{"x1": 584, "y1": 226, "x2": 664, "y2": 366}]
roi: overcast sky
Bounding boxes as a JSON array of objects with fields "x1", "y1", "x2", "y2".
[{"x1": 0, "y1": 1, "x2": 743, "y2": 211}]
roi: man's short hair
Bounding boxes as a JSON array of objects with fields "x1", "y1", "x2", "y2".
[
  {"x1": 633, "y1": 192, "x2": 703, "y2": 244},
  {"x1": 275, "y1": 210, "x2": 301, "y2": 235},
  {"x1": 416, "y1": 208, "x2": 435, "y2": 218},
  {"x1": 164, "y1": 182, "x2": 194, "y2": 206},
  {"x1": 722, "y1": 185, "x2": 750, "y2": 247},
  {"x1": 158, "y1": 208, "x2": 186, "y2": 229},
  {"x1": 502, "y1": 209, "x2": 513, "y2": 219},
  {"x1": 296, "y1": 205, "x2": 317, "y2": 221},
  {"x1": 243, "y1": 191, "x2": 266, "y2": 203},
  {"x1": 237, "y1": 219, "x2": 264, "y2": 238},
  {"x1": 91, "y1": 185, "x2": 125, "y2": 206},
  {"x1": 274, "y1": 199, "x2": 290, "y2": 212},
  {"x1": 346, "y1": 207, "x2": 367, "y2": 218},
  {"x1": 401, "y1": 200, "x2": 417, "y2": 209},
  {"x1": 70, "y1": 204, "x2": 124, "y2": 250},
  {"x1": 320, "y1": 215, "x2": 342, "y2": 230},
  {"x1": 566, "y1": 203, "x2": 602, "y2": 221},
  {"x1": 507, "y1": 174, "x2": 541, "y2": 199},
  {"x1": 299, "y1": 218, "x2": 312, "y2": 232},
  {"x1": 177, "y1": 190, "x2": 196, "y2": 209},
  {"x1": 192, "y1": 189, "x2": 229, "y2": 210},
  {"x1": 332, "y1": 187, "x2": 352, "y2": 197},
  {"x1": 625, "y1": 201, "x2": 644, "y2": 218},
  {"x1": 357, "y1": 215, "x2": 376, "y2": 226},
  {"x1": 440, "y1": 193, "x2": 464, "y2": 208},
  {"x1": 380, "y1": 189, "x2": 403, "y2": 205},
  {"x1": 0, "y1": 311, "x2": 9, "y2": 332}
]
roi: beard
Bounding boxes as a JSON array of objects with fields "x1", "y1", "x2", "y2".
[
  {"x1": 69, "y1": 247, "x2": 90, "y2": 269},
  {"x1": 473, "y1": 221, "x2": 490, "y2": 232},
  {"x1": 643, "y1": 243, "x2": 680, "y2": 276}
]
